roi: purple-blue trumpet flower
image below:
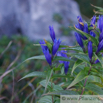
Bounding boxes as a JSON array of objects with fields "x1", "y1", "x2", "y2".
[
  {"x1": 96, "y1": 39, "x2": 103, "y2": 54},
  {"x1": 75, "y1": 20, "x2": 87, "y2": 40},
  {"x1": 75, "y1": 32, "x2": 84, "y2": 49},
  {"x1": 90, "y1": 31, "x2": 96, "y2": 37},
  {"x1": 88, "y1": 41, "x2": 93, "y2": 61},
  {"x1": 77, "y1": 16, "x2": 84, "y2": 31},
  {"x1": 99, "y1": 31, "x2": 103, "y2": 42},
  {"x1": 57, "y1": 50, "x2": 70, "y2": 75},
  {"x1": 57, "y1": 50, "x2": 67, "y2": 63},
  {"x1": 49, "y1": 26, "x2": 56, "y2": 42},
  {"x1": 90, "y1": 15, "x2": 96, "y2": 27},
  {"x1": 94, "y1": 59, "x2": 100, "y2": 64},
  {"x1": 75, "y1": 24, "x2": 85, "y2": 39},
  {"x1": 77, "y1": 16, "x2": 83, "y2": 22},
  {"x1": 95, "y1": 54, "x2": 103, "y2": 63},
  {"x1": 82, "y1": 23, "x2": 88, "y2": 40},
  {"x1": 39, "y1": 40, "x2": 52, "y2": 66},
  {"x1": 97, "y1": 15, "x2": 103, "y2": 32},
  {"x1": 64, "y1": 61, "x2": 70, "y2": 75},
  {"x1": 52, "y1": 39, "x2": 61, "y2": 55},
  {"x1": 83, "y1": 23, "x2": 88, "y2": 34}
]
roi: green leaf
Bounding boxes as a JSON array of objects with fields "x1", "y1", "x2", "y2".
[
  {"x1": 67, "y1": 53, "x2": 90, "y2": 64},
  {"x1": 38, "y1": 96, "x2": 52, "y2": 103},
  {"x1": 24, "y1": 55, "x2": 45, "y2": 62},
  {"x1": 19, "y1": 72, "x2": 46, "y2": 81},
  {"x1": 44, "y1": 69, "x2": 53, "y2": 93},
  {"x1": 53, "y1": 56, "x2": 73, "y2": 62},
  {"x1": 78, "y1": 29, "x2": 98, "y2": 46},
  {"x1": 61, "y1": 66, "x2": 64, "y2": 74},
  {"x1": 86, "y1": 83, "x2": 103, "y2": 95},
  {"x1": 25, "y1": 55, "x2": 45, "y2": 60},
  {"x1": 90, "y1": 82, "x2": 103, "y2": 87},
  {"x1": 40, "y1": 80, "x2": 63, "y2": 91},
  {"x1": 67, "y1": 70, "x2": 88, "y2": 89},
  {"x1": 39, "y1": 80, "x2": 54, "y2": 88},
  {"x1": 23, "y1": 85, "x2": 42, "y2": 103},
  {"x1": 43, "y1": 90, "x2": 78, "y2": 96},
  {"x1": 53, "y1": 64, "x2": 63, "y2": 71},
  {"x1": 91, "y1": 4, "x2": 103, "y2": 10},
  {"x1": 52, "y1": 74, "x2": 67, "y2": 78},
  {"x1": 44, "y1": 39, "x2": 52, "y2": 53},
  {"x1": 33, "y1": 44, "x2": 41, "y2": 46},
  {"x1": 71, "y1": 26, "x2": 98, "y2": 45},
  {"x1": 60, "y1": 46, "x2": 83, "y2": 52},
  {"x1": 87, "y1": 75, "x2": 101, "y2": 83},
  {"x1": 71, "y1": 60, "x2": 83, "y2": 75},
  {"x1": 53, "y1": 85, "x2": 63, "y2": 91},
  {"x1": 94, "y1": 53, "x2": 103, "y2": 67},
  {"x1": 59, "y1": 45, "x2": 69, "y2": 48}
]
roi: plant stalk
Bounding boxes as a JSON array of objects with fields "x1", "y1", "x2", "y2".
[{"x1": 79, "y1": 66, "x2": 92, "y2": 100}]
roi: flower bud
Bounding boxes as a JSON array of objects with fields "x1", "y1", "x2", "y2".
[
  {"x1": 75, "y1": 32, "x2": 84, "y2": 49},
  {"x1": 88, "y1": 41, "x2": 93, "y2": 60}
]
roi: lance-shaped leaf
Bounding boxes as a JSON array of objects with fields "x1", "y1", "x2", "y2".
[
  {"x1": 71, "y1": 60, "x2": 83, "y2": 75},
  {"x1": 38, "y1": 96, "x2": 52, "y2": 103},
  {"x1": 70, "y1": 26, "x2": 98, "y2": 46},
  {"x1": 67, "y1": 53, "x2": 90, "y2": 64},
  {"x1": 94, "y1": 53, "x2": 103, "y2": 67},
  {"x1": 53, "y1": 56, "x2": 74, "y2": 62},
  {"x1": 62, "y1": 46, "x2": 83, "y2": 52},
  {"x1": 67, "y1": 70, "x2": 88, "y2": 89},
  {"x1": 43, "y1": 90, "x2": 78, "y2": 96},
  {"x1": 91, "y1": 4, "x2": 103, "y2": 11},
  {"x1": 86, "y1": 83, "x2": 103, "y2": 95},
  {"x1": 44, "y1": 69, "x2": 53, "y2": 93},
  {"x1": 24, "y1": 55, "x2": 45, "y2": 61},
  {"x1": 74, "y1": 26, "x2": 98, "y2": 46},
  {"x1": 19, "y1": 72, "x2": 46, "y2": 81}
]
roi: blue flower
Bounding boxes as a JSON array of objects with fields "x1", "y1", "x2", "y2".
[
  {"x1": 83, "y1": 23, "x2": 88, "y2": 34},
  {"x1": 91, "y1": 15, "x2": 96, "y2": 26},
  {"x1": 96, "y1": 39, "x2": 103, "y2": 54},
  {"x1": 88, "y1": 41, "x2": 93, "y2": 60},
  {"x1": 77, "y1": 16, "x2": 83, "y2": 22},
  {"x1": 52, "y1": 39, "x2": 61, "y2": 55},
  {"x1": 64, "y1": 61, "x2": 70, "y2": 75},
  {"x1": 39, "y1": 40, "x2": 52, "y2": 66},
  {"x1": 39, "y1": 40, "x2": 47, "y2": 50},
  {"x1": 94, "y1": 59, "x2": 100, "y2": 64},
  {"x1": 57, "y1": 50, "x2": 70, "y2": 75},
  {"x1": 49, "y1": 26, "x2": 56, "y2": 42},
  {"x1": 90, "y1": 31, "x2": 96, "y2": 37},
  {"x1": 99, "y1": 31, "x2": 103, "y2": 42},
  {"x1": 97, "y1": 15, "x2": 103, "y2": 32},
  {"x1": 75, "y1": 32, "x2": 84, "y2": 49},
  {"x1": 77, "y1": 16, "x2": 84, "y2": 31},
  {"x1": 82, "y1": 23, "x2": 88, "y2": 40},
  {"x1": 57, "y1": 50, "x2": 67, "y2": 63},
  {"x1": 75, "y1": 22, "x2": 87, "y2": 40}
]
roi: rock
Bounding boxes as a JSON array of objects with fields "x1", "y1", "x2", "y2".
[{"x1": 0, "y1": 0, "x2": 80, "y2": 45}]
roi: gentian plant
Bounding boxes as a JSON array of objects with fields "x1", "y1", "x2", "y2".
[{"x1": 20, "y1": 5, "x2": 103, "y2": 103}]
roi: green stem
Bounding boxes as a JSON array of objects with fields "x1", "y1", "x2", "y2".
[
  {"x1": 51, "y1": 79, "x2": 53, "y2": 103},
  {"x1": 79, "y1": 66, "x2": 92, "y2": 100}
]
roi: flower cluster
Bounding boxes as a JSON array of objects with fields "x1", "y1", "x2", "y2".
[
  {"x1": 39, "y1": 26, "x2": 61, "y2": 66},
  {"x1": 96, "y1": 16, "x2": 103, "y2": 54},
  {"x1": 75, "y1": 16, "x2": 96, "y2": 62},
  {"x1": 75, "y1": 15, "x2": 103, "y2": 64},
  {"x1": 39, "y1": 26, "x2": 70, "y2": 74}
]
